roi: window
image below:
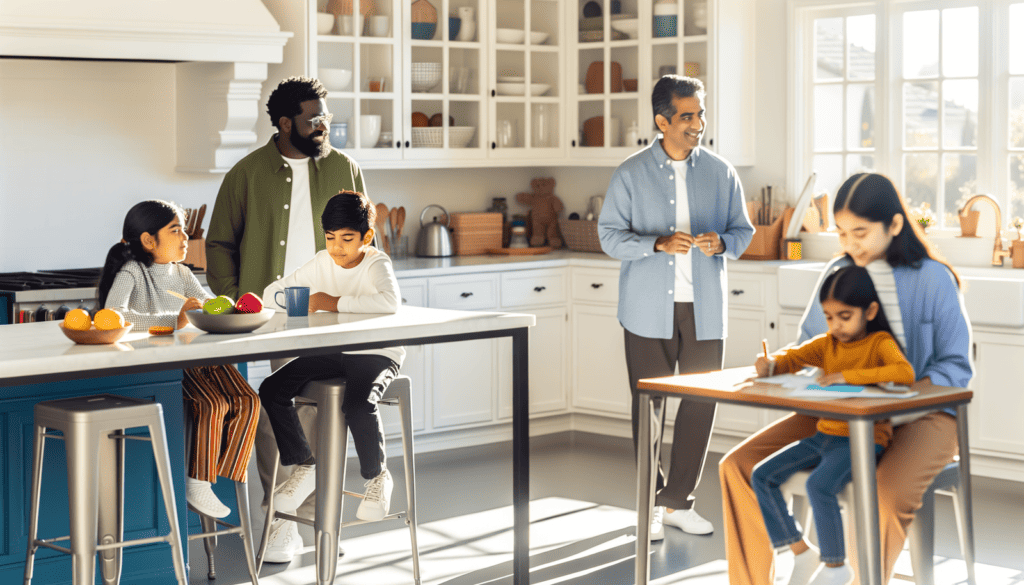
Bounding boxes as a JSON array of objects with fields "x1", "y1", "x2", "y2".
[{"x1": 794, "y1": 1, "x2": 1024, "y2": 231}]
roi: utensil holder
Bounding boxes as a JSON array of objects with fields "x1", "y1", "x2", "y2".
[
  {"x1": 959, "y1": 210, "x2": 981, "y2": 237},
  {"x1": 184, "y1": 238, "x2": 207, "y2": 270},
  {"x1": 739, "y1": 205, "x2": 791, "y2": 261}
]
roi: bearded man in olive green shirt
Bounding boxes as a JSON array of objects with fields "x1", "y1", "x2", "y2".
[
  {"x1": 206, "y1": 76, "x2": 367, "y2": 563},
  {"x1": 206, "y1": 75, "x2": 367, "y2": 300}
]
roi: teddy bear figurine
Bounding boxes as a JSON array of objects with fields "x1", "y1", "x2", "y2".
[{"x1": 516, "y1": 177, "x2": 564, "y2": 248}]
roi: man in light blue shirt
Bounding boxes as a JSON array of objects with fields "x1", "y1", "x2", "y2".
[{"x1": 599, "y1": 76, "x2": 754, "y2": 541}]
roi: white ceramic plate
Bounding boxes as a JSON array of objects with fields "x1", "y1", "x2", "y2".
[
  {"x1": 497, "y1": 75, "x2": 526, "y2": 83},
  {"x1": 495, "y1": 82, "x2": 551, "y2": 96}
]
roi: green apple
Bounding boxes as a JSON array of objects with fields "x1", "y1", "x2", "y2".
[{"x1": 203, "y1": 295, "x2": 236, "y2": 315}]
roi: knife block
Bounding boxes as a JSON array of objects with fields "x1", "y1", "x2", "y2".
[
  {"x1": 184, "y1": 238, "x2": 207, "y2": 270},
  {"x1": 740, "y1": 204, "x2": 792, "y2": 261}
]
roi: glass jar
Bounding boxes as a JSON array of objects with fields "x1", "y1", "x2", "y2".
[{"x1": 509, "y1": 226, "x2": 529, "y2": 248}]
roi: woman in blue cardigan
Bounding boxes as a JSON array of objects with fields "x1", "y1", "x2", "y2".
[{"x1": 719, "y1": 173, "x2": 973, "y2": 585}]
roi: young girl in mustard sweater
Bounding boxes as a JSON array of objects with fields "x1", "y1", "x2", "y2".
[{"x1": 751, "y1": 265, "x2": 915, "y2": 585}]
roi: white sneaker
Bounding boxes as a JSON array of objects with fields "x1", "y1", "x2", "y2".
[
  {"x1": 262, "y1": 519, "x2": 303, "y2": 564},
  {"x1": 663, "y1": 507, "x2": 714, "y2": 535},
  {"x1": 649, "y1": 506, "x2": 665, "y2": 541},
  {"x1": 356, "y1": 468, "x2": 393, "y2": 521},
  {"x1": 273, "y1": 464, "x2": 316, "y2": 513},
  {"x1": 186, "y1": 478, "x2": 230, "y2": 518},
  {"x1": 808, "y1": 563, "x2": 853, "y2": 585}
]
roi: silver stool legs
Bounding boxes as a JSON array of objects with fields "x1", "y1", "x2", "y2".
[
  {"x1": 24, "y1": 394, "x2": 187, "y2": 585},
  {"x1": 781, "y1": 461, "x2": 975, "y2": 584},
  {"x1": 183, "y1": 408, "x2": 260, "y2": 584},
  {"x1": 255, "y1": 375, "x2": 421, "y2": 585}
]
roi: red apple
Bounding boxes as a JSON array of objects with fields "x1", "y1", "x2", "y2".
[{"x1": 235, "y1": 292, "x2": 264, "y2": 314}]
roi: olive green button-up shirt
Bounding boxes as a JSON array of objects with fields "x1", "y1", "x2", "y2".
[{"x1": 205, "y1": 137, "x2": 367, "y2": 300}]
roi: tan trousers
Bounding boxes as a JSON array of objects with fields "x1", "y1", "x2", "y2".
[{"x1": 719, "y1": 411, "x2": 958, "y2": 584}]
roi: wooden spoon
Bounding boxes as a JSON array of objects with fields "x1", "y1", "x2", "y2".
[
  {"x1": 395, "y1": 206, "x2": 406, "y2": 241},
  {"x1": 389, "y1": 207, "x2": 399, "y2": 241},
  {"x1": 375, "y1": 203, "x2": 390, "y2": 254}
]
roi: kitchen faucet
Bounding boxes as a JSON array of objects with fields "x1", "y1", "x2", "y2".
[{"x1": 960, "y1": 194, "x2": 1010, "y2": 265}]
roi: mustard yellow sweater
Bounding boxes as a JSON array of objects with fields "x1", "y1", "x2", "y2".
[{"x1": 773, "y1": 331, "x2": 915, "y2": 446}]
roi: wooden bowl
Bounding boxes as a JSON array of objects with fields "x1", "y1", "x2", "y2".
[{"x1": 60, "y1": 323, "x2": 133, "y2": 345}]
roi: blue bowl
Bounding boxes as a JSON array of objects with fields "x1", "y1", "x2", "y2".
[
  {"x1": 329, "y1": 123, "x2": 348, "y2": 149},
  {"x1": 411, "y1": 22, "x2": 436, "y2": 40},
  {"x1": 653, "y1": 15, "x2": 677, "y2": 38},
  {"x1": 449, "y1": 17, "x2": 461, "y2": 40}
]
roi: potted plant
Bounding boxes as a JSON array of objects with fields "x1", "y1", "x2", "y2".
[{"x1": 908, "y1": 202, "x2": 935, "y2": 234}]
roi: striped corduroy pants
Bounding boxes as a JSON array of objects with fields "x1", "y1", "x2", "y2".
[{"x1": 182, "y1": 365, "x2": 260, "y2": 483}]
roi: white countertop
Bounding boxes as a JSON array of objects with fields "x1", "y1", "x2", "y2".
[{"x1": 0, "y1": 306, "x2": 534, "y2": 386}]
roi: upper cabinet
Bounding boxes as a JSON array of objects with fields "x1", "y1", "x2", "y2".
[
  {"x1": 264, "y1": 0, "x2": 751, "y2": 167},
  {"x1": 567, "y1": 0, "x2": 754, "y2": 166}
]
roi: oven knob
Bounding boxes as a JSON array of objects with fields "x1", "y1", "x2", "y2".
[
  {"x1": 53, "y1": 305, "x2": 70, "y2": 320},
  {"x1": 35, "y1": 305, "x2": 50, "y2": 322}
]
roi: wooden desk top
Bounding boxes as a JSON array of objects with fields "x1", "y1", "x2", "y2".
[{"x1": 638, "y1": 366, "x2": 972, "y2": 419}]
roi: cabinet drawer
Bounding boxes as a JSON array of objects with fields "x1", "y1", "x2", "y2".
[
  {"x1": 501, "y1": 269, "x2": 566, "y2": 308},
  {"x1": 727, "y1": 275, "x2": 767, "y2": 308},
  {"x1": 571, "y1": 269, "x2": 620, "y2": 304},
  {"x1": 429, "y1": 274, "x2": 498, "y2": 310}
]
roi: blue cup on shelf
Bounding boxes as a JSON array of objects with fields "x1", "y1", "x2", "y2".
[
  {"x1": 329, "y1": 123, "x2": 348, "y2": 149},
  {"x1": 275, "y1": 286, "x2": 310, "y2": 317},
  {"x1": 449, "y1": 17, "x2": 461, "y2": 40},
  {"x1": 654, "y1": 15, "x2": 677, "y2": 37},
  {"x1": 411, "y1": 22, "x2": 436, "y2": 40}
]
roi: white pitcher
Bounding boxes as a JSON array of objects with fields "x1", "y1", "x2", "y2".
[{"x1": 456, "y1": 6, "x2": 475, "y2": 41}]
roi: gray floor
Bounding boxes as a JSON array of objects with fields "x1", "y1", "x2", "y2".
[{"x1": 186, "y1": 434, "x2": 1024, "y2": 584}]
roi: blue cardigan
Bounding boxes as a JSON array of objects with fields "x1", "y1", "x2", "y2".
[
  {"x1": 797, "y1": 256, "x2": 974, "y2": 389},
  {"x1": 598, "y1": 139, "x2": 755, "y2": 340}
]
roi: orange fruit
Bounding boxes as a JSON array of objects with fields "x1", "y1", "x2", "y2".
[
  {"x1": 63, "y1": 309, "x2": 92, "y2": 331},
  {"x1": 94, "y1": 308, "x2": 125, "y2": 331},
  {"x1": 411, "y1": 112, "x2": 429, "y2": 127}
]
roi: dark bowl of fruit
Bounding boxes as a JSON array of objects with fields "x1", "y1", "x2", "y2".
[{"x1": 185, "y1": 293, "x2": 275, "y2": 334}]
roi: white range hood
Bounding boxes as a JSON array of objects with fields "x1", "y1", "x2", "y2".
[{"x1": 0, "y1": 0, "x2": 293, "y2": 173}]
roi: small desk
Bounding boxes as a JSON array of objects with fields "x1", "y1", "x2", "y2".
[
  {"x1": 0, "y1": 306, "x2": 535, "y2": 585},
  {"x1": 635, "y1": 367, "x2": 975, "y2": 585}
]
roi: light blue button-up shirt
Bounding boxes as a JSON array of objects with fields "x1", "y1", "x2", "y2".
[{"x1": 599, "y1": 138, "x2": 755, "y2": 340}]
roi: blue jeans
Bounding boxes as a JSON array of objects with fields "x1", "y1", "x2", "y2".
[{"x1": 750, "y1": 432, "x2": 884, "y2": 564}]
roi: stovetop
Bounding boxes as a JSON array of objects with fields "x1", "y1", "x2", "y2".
[{"x1": 0, "y1": 268, "x2": 102, "y2": 292}]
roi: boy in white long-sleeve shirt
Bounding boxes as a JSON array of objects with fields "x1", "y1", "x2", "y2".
[{"x1": 260, "y1": 190, "x2": 404, "y2": 523}]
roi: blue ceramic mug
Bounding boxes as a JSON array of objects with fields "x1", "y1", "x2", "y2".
[{"x1": 275, "y1": 286, "x2": 310, "y2": 316}]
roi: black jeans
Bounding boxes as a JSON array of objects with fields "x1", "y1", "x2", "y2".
[{"x1": 258, "y1": 353, "x2": 399, "y2": 479}]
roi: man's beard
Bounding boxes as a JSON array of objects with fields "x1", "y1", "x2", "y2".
[{"x1": 290, "y1": 124, "x2": 331, "y2": 159}]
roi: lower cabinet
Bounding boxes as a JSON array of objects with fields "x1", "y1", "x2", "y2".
[
  {"x1": 570, "y1": 303, "x2": 630, "y2": 416},
  {"x1": 498, "y1": 306, "x2": 569, "y2": 420},
  {"x1": 969, "y1": 333, "x2": 1024, "y2": 457}
]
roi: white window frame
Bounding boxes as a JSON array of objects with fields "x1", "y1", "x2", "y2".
[{"x1": 789, "y1": 0, "x2": 1020, "y2": 233}]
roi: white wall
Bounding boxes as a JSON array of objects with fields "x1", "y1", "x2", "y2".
[{"x1": 0, "y1": 2, "x2": 791, "y2": 272}]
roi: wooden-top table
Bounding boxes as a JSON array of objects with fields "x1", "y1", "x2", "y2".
[
  {"x1": 636, "y1": 366, "x2": 976, "y2": 585},
  {"x1": 0, "y1": 306, "x2": 535, "y2": 585}
]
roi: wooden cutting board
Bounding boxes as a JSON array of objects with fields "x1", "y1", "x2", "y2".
[{"x1": 488, "y1": 246, "x2": 552, "y2": 255}]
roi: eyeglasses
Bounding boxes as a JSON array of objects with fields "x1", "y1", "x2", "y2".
[{"x1": 301, "y1": 113, "x2": 334, "y2": 130}]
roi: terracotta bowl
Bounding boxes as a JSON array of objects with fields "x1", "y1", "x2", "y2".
[{"x1": 60, "y1": 323, "x2": 134, "y2": 345}]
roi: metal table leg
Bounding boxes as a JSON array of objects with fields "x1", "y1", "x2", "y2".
[
  {"x1": 512, "y1": 328, "x2": 530, "y2": 585},
  {"x1": 635, "y1": 393, "x2": 654, "y2": 585},
  {"x1": 955, "y1": 404, "x2": 977, "y2": 585},
  {"x1": 848, "y1": 418, "x2": 882, "y2": 585}
]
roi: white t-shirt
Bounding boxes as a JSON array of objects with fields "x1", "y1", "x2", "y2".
[
  {"x1": 263, "y1": 247, "x2": 405, "y2": 366},
  {"x1": 282, "y1": 155, "x2": 316, "y2": 277},
  {"x1": 671, "y1": 159, "x2": 694, "y2": 303}
]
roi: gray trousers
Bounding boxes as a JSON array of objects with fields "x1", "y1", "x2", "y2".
[
  {"x1": 624, "y1": 302, "x2": 723, "y2": 510},
  {"x1": 256, "y1": 358, "x2": 319, "y2": 518}
]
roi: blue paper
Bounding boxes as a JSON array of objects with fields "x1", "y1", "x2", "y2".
[{"x1": 806, "y1": 384, "x2": 866, "y2": 393}]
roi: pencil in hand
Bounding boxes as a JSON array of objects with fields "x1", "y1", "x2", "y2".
[
  {"x1": 166, "y1": 289, "x2": 187, "y2": 300},
  {"x1": 762, "y1": 338, "x2": 775, "y2": 377}
]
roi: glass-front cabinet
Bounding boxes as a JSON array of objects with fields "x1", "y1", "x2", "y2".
[{"x1": 488, "y1": 0, "x2": 563, "y2": 158}]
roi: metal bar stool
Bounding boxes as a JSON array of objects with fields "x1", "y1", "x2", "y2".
[
  {"x1": 255, "y1": 375, "x2": 421, "y2": 585},
  {"x1": 24, "y1": 394, "x2": 187, "y2": 585},
  {"x1": 183, "y1": 409, "x2": 260, "y2": 584},
  {"x1": 780, "y1": 461, "x2": 976, "y2": 585}
]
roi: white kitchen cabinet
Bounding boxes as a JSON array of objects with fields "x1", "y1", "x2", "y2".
[
  {"x1": 388, "y1": 277, "x2": 429, "y2": 434},
  {"x1": 968, "y1": 332, "x2": 1024, "y2": 457},
  {"x1": 566, "y1": 0, "x2": 754, "y2": 165},
  {"x1": 718, "y1": 307, "x2": 770, "y2": 434},
  {"x1": 497, "y1": 306, "x2": 569, "y2": 418},
  {"x1": 571, "y1": 302, "x2": 630, "y2": 416}
]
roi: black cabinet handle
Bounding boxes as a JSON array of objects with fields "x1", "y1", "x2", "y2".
[
  {"x1": 731, "y1": 289, "x2": 744, "y2": 295},
  {"x1": 491, "y1": 89, "x2": 496, "y2": 97},
  {"x1": 637, "y1": 139, "x2": 643, "y2": 145},
  {"x1": 533, "y1": 286, "x2": 546, "y2": 292},
  {"x1": 770, "y1": 322, "x2": 775, "y2": 329},
  {"x1": 492, "y1": 142, "x2": 496, "y2": 149},
  {"x1": 396, "y1": 140, "x2": 401, "y2": 148},
  {"x1": 405, "y1": 140, "x2": 410, "y2": 148},
  {"x1": 572, "y1": 140, "x2": 576, "y2": 147},
  {"x1": 709, "y1": 138, "x2": 714, "y2": 147},
  {"x1": 591, "y1": 283, "x2": 603, "y2": 289},
  {"x1": 460, "y1": 292, "x2": 474, "y2": 298}
]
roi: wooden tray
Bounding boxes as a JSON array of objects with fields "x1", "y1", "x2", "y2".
[{"x1": 488, "y1": 246, "x2": 552, "y2": 255}]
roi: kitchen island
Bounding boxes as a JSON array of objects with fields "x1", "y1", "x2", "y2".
[{"x1": 0, "y1": 306, "x2": 534, "y2": 585}]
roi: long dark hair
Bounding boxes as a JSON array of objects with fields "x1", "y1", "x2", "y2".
[
  {"x1": 820, "y1": 265, "x2": 902, "y2": 352},
  {"x1": 833, "y1": 173, "x2": 960, "y2": 288},
  {"x1": 97, "y1": 200, "x2": 184, "y2": 308}
]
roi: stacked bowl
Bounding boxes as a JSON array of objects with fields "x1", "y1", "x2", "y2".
[{"x1": 410, "y1": 62, "x2": 442, "y2": 92}]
